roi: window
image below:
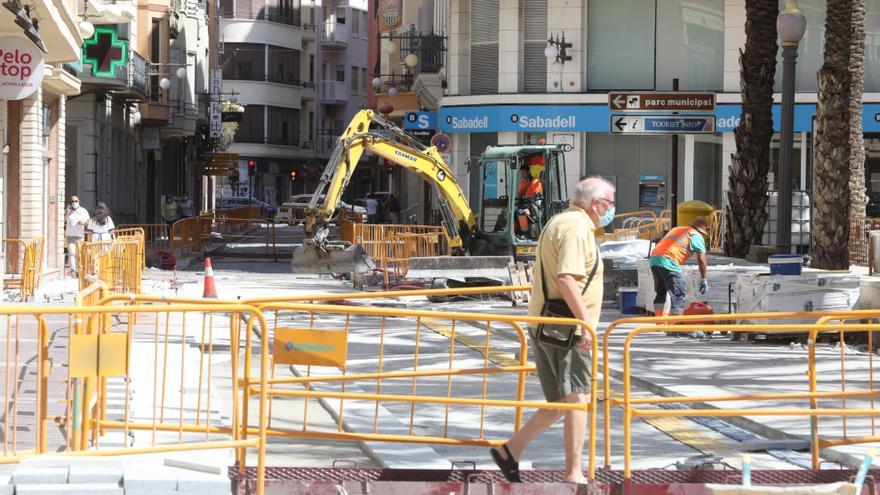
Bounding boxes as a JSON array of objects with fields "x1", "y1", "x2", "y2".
[
  {"x1": 150, "y1": 19, "x2": 162, "y2": 102},
  {"x1": 309, "y1": 55, "x2": 315, "y2": 81},
  {"x1": 336, "y1": 5, "x2": 346, "y2": 23},
  {"x1": 237, "y1": 105, "x2": 266, "y2": 143},
  {"x1": 587, "y1": 0, "x2": 723, "y2": 91},
  {"x1": 308, "y1": 111, "x2": 314, "y2": 140},
  {"x1": 267, "y1": 107, "x2": 299, "y2": 145},
  {"x1": 222, "y1": 43, "x2": 265, "y2": 81},
  {"x1": 360, "y1": 68, "x2": 367, "y2": 95},
  {"x1": 42, "y1": 105, "x2": 51, "y2": 149},
  {"x1": 352, "y1": 8, "x2": 360, "y2": 35},
  {"x1": 351, "y1": 66, "x2": 358, "y2": 94},
  {"x1": 269, "y1": 45, "x2": 299, "y2": 84},
  {"x1": 335, "y1": 64, "x2": 345, "y2": 82},
  {"x1": 469, "y1": 0, "x2": 499, "y2": 95},
  {"x1": 522, "y1": 0, "x2": 547, "y2": 93}
]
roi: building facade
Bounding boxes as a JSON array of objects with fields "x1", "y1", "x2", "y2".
[
  {"x1": 387, "y1": 0, "x2": 880, "y2": 237},
  {"x1": 0, "y1": 0, "x2": 84, "y2": 277}
]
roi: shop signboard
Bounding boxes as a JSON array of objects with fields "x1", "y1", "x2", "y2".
[{"x1": 0, "y1": 36, "x2": 43, "y2": 100}]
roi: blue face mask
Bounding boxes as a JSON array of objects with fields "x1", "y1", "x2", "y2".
[{"x1": 598, "y1": 206, "x2": 615, "y2": 228}]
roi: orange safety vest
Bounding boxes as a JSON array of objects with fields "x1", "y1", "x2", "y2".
[
  {"x1": 650, "y1": 226, "x2": 698, "y2": 265},
  {"x1": 518, "y1": 177, "x2": 543, "y2": 198}
]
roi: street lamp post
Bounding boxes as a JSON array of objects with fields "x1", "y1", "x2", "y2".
[{"x1": 776, "y1": 1, "x2": 806, "y2": 254}]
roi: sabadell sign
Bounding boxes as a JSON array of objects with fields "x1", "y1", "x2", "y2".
[{"x1": 0, "y1": 36, "x2": 43, "y2": 100}]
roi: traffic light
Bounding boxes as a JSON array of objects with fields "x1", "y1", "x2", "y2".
[
  {"x1": 247, "y1": 160, "x2": 256, "y2": 176},
  {"x1": 289, "y1": 170, "x2": 297, "y2": 182}
]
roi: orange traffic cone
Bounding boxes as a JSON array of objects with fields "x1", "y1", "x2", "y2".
[{"x1": 203, "y1": 257, "x2": 217, "y2": 298}]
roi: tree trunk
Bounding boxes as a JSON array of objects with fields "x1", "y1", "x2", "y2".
[
  {"x1": 725, "y1": 0, "x2": 778, "y2": 259},
  {"x1": 847, "y1": 0, "x2": 867, "y2": 264},
  {"x1": 813, "y1": 0, "x2": 855, "y2": 269}
]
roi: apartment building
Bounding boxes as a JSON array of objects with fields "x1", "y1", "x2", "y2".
[
  {"x1": 218, "y1": 0, "x2": 367, "y2": 205},
  {"x1": 0, "y1": 0, "x2": 83, "y2": 276}
]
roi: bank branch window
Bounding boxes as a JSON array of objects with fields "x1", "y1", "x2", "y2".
[{"x1": 587, "y1": 0, "x2": 723, "y2": 91}]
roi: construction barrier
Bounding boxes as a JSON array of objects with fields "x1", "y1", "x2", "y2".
[
  {"x1": 76, "y1": 234, "x2": 144, "y2": 294},
  {"x1": 117, "y1": 224, "x2": 170, "y2": 255},
  {"x1": 709, "y1": 209, "x2": 724, "y2": 253},
  {"x1": 338, "y1": 210, "x2": 364, "y2": 244},
  {"x1": 169, "y1": 216, "x2": 211, "y2": 253},
  {"x1": 353, "y1": 223, "x2": 449, "y2": 286},
  {"x1": 3, "y1": 237, "x2": 44, "y2": 302},
  {"x1": 606, "y1": 315, "x2": 880, "y2": 477},
  {"x1": 0, "y1": 302, "x2": 270, "y2": 493}
]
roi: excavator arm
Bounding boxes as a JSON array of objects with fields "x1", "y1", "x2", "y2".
[{"x1": 294, "y1": 109, "x2": 476, "y2": 273}]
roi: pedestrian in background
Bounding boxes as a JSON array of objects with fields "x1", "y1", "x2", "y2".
[
  {"x1": 64, "y1": 195, "x2": 90, "y2": 277},
  {"x1": 87, "y1": 202, "x2": 116, "y2": 241},
  {"x1": 490, "y1": 177, "x2": 615, "y2": 484},
  {"x1": 178, "y1": 194, "x2": 194, "y2": 219},
  {"x1": 366, "y1": 196, "x2": 380, "y2": 223},
  {"x1": 162, "y1": 196, "x2": 179, "y2": 226},
  {"x1": 385, "y1": 194, "x2": 401, "y2": 224}
]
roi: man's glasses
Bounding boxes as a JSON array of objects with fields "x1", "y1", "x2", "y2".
[{"x1": 596, "y1": 197, "x2": 615, "y2": 208}]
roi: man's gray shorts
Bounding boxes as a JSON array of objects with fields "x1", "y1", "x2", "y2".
[{"x1": 529, "y1": 328, "x2": 592, "y2": 403}]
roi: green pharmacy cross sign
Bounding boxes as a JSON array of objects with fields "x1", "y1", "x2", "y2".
[{"x1": 82, "y1": 27, "x2": 128, "y2": 78}]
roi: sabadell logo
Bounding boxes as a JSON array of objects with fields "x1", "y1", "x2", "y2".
[
  {"x1": 0, "y1": 36, "x2": 43, "y2": 100},
  {"x1": 511, "y1": 114, "x2": 577, "y2": 129}
]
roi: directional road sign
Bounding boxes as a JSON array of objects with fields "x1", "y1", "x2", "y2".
[
  {"x1": 609, "y1": 115, "x2": 716, "y2": 134},
  {"x1": 608, "y1": 92, "x2": 715, "y2": 112}
]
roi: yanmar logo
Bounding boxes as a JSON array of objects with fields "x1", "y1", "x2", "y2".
[
  {"x1": 511, "y1": 114, "x2": 576, "y2": 129},
  {"x1": 394, "y1": 149, "x2": 417, "y2": 162}
]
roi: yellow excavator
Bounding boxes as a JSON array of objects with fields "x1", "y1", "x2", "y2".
[{"x1": 293, "y1": 109, "x2": 571, "y2": 283}]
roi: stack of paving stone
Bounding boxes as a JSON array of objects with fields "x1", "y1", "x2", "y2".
[{"x1": 6, "y1": 457, "x2": 231, "y2": 495}]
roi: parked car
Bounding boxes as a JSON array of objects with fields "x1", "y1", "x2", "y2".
[
  {"x1": 216, "y1": 197, "x2": 277, "y2": 218},
  {"x1": 275, "y1": 194, "x2": 365, "y2": 225}
]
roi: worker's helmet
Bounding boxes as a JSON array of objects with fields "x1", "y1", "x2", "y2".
[{"x1": 690, "y1": 216, "x2": 709, "y2": 236}]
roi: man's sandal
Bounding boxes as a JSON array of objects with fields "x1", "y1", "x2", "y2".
[{"x1": 490, "y1": 444, "x2": 521, "y2": 482}]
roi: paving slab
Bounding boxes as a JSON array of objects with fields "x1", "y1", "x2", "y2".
[
  {"x1": 13, "y1": 466, "x2": 68, "y2": 485},
  {"x1": 15, "y1": 483, "x2": 123, "y2": 494}
]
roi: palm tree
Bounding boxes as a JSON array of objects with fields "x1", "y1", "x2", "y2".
[
  {"x1": 813, "y1": 0, "x2": 856, "y2": 269},
  {"x1": 725, "y1": 0, "x2": 778, "y2": 258},
  {"x1": 847, "y1": 1, "x2": 867, "y2": 264}
]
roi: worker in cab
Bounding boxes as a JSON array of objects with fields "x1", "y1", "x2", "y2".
[
  {"x1": 517, "y1": 162, "x2": 543, "y2": 199},
  {"x1": 516, "y1": 162, "x2": 543, "y2": 239},
  {"x1": 650, "y1": 216, "x2": 709, "y2": 318}
]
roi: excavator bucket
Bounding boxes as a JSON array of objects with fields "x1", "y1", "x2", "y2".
[{"x1": 292, "y1": 242, "x2": 375, "y2": 274}]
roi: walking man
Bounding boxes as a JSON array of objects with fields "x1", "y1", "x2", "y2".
[
  {"x1": 178, "y1": 194, "x2": 194, "y2": 219},
  {"x1": 65, "y1": 195, "x2": 90, "y2": 277},
  {"x1": 365, "y1": 196, "x2": 380, "y2": 224},
  {"x1": 490, "y1": 177, "x2": 615, "y2": 484},
  {"x1": 649, "y1": 216, "x2": 709, "y2": 317}
]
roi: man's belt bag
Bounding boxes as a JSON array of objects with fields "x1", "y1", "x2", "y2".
[{"x1": 536, "y1": 252, "x2": 599, "y2": 350}]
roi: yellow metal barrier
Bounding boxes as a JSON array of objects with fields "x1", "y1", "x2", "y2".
[
  {"x1": 244, "y1": 301, "x2": 599, "y2": 478},
  {"x1": 77, "y1": 235, "x2": 144, "y2": 294},
  {"x1": 600, "y1": 310, "x2": 880, "y2": 470},
  {"x1": 117, "y1": 224, "x2": 170, "y2": 254},
  {"x1": 339, "y1": 210, "x2": 364, "y2": 243},
  {"x1": 615, "y1": 320, "x2": 880, "y2": 477},
  {"x1": 3, "y1": 237, "x2": 44, "y2": 301},
  {"x1": 0, "y1": 303, "x2": 269, "y2": 494},
  {"x1": 169, "y1": 216, "x2": 211, "y2": 253},
  {"x1": 353, "y1": 223, "x2": 449, "y2": 286}
]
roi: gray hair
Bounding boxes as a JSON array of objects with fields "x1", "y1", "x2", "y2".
[{"x1": 573, "y1": 176, "x2": 615, "y2": 205}]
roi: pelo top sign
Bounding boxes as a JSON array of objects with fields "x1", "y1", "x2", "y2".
[{"x1": 0, "y1": 36, "x2": 43, "y2": 100}]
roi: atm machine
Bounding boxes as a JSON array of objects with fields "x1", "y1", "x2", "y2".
[{"x1": 638, "y1": 175, "x2": 667, "y2": 213}]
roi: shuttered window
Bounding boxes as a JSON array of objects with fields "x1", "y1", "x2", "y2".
[
  {"x1": 469, "y1": 0, "x2": 499, "y2": 95},
  {"x1": 522, "y1": 0, "x2": 547, "y2": 93}
]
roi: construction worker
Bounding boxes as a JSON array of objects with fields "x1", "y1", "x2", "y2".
[
  {"x1": 517, "y1": 163, "x2": 543, "y2": 199},
  {"x1": 650, "y1": 216, "x2": 709, "y2": 318}
]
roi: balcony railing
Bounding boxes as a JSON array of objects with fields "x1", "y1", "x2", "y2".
[
  {"x1": 219, "y1": 6, "x2": 301, "y2": 26},
  {"x1": 79, "y1": 49, "x2": 149, "y2": 98},
  {"x1": 225, "y1": 70, "x2": 315, "y2": 89},
  {"x1": 319, "y1": 81, "x2": 347, "y2": 102},
  {"x1": 320, "y1": 22, "x2": 349, "y2": 45}
]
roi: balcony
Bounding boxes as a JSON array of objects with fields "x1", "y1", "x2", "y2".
[
  {"x1": 320, "y1": 22, "x2": 349, "y2": 48},
  {"x1": 219, "y1": 6, "x2": 301, "y2": 26},
  {"x1": 319, "y1": 81, "x2": 348, "y2": 104},
  {"x1": 229, "y1": 133, "x2": 314, "y2": 159},
  {"x1": 79, "y1": 50, "x2": 150, "y2": 101}
]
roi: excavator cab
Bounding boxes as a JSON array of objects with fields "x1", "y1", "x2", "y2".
[{"x1": 477, "y1": 144, "x2": 569, "y2": 260}]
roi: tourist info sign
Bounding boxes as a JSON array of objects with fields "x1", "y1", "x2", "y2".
[
  {"x1": 609, "y1": 115, "x2": 716, "y2": 134},
  {"x1": 608, "y1": 92, "x2": 716, "y2": 112}
]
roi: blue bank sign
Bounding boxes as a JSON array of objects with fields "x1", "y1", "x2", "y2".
[{"x1": 435, "y1": 103, "x2": 880, "y2": 134}]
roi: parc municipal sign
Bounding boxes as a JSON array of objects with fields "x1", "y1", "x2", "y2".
[{"x1": 608, "y1": 92, "x2": 716, "y2": 112}]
